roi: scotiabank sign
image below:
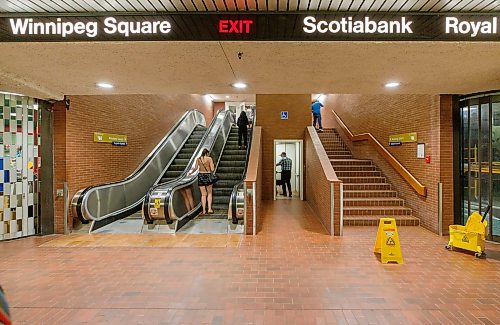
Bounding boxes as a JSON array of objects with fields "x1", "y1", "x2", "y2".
[{"x1": 0, "y1": 13, "x2": 498, "y2": 42}]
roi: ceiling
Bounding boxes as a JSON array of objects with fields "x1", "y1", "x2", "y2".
[
  {"x1": 0, "y1": 0, "x2": 498, "y2": 13},
  {"x1": 0, "y1": 41, "x2": 498, "y2": 99},
  {"x1": 210, "y1": 94, "x2": 256, "y2": 102}
]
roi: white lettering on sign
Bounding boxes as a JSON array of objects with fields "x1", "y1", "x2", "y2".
[
  {"x1": 445, "y1": 17, "x2": 497, "y2": 38},
  {"x1": 303, "y1": 16, "x2": 413, "y2": 34},
  {"x1": 103, "y1": 17, "x2": 171, "y2": 37},
  {"x1": 10, "y1": 18, "x2": 98, "y2": 37},
  {"x1": 9, "y1": 17, "x2": 172, "y2": 38}
]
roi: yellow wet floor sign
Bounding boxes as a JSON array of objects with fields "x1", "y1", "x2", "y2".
[{"x1": 374, "y1": 218, "x2": 403, "y2": 264}]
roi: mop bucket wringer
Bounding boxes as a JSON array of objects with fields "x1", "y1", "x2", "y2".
[{"x1": 445, "y1": 205, "x2": 489, "y2": 258}]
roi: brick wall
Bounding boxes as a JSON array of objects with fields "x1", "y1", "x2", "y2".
[
  {"x1": 53, "y1": 102, "x2": 67, "y2": 234},
  {"x1": 244, "y1": 127, "x2": 262, "y2": 235},
  {"x1": 440, "y1": 95, "x2": 454, "y2": 233},
  {"x1": 255, "y1": 94, "x2": 311, "y2": 200},
  {"x1": 322, "y1": 94, "x2": 453, "y2": 234},
  {"x1": 53, "y1": 94, "x2": 213, "y2": 232},
  {"x1": 305, "y1": 127, "x2": 342, "y2": 235}
]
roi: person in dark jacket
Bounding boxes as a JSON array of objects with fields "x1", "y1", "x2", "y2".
[{"x1": 237, "y1": 111, "x2": 251, "y2": 149}]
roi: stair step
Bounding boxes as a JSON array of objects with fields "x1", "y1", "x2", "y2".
[
  {"x1": 343, "y1": 190, "x2": 398, "y2": 198},
  {"x1": 217, "y1": 167, "x2": 245, "y2": 174},
  {"x1": 343, "y1": 215, "x2": 420, "y2": 226},
  {"x1": 163, "y1": 171, "x2": 183, "y2": 178},
  {"x1": 334, "y1": 165, "x2": 378, "y2": 172},
  {"x1": 218, "y1": 161, "x2": 246, "y2": 167},
  {"x1": 343, "y1": 206, "x2": 412, "y2": 216},
  {"x1": 328, "y1": 155, "x2": 353, "y2": 159},
  {"x1": 335, "y1": 171, "x2": 382, "y2": 177},
  {"x1": 330, "y1": 159, "x2": 373, "y2": 166},
  {"x1": 343, "y1": 198, "x2": 404, "y2": 207},
  {"x1": 343, "y1": 183, "x2": 392, "y2": 191},
  {"x1": 339, "y1": 176, "x2": 386, "y2": 184}
]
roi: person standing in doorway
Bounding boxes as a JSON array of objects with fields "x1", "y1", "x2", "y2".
[
  {"x1": 237, "y1": 111, "x2": 250, "y2": 149},
  {"x1": 311, "y1": 99, "x2": 324, "y2": 132},
  {"x1": 276, "y1": 152, "x2": 292, "y2": 197}
]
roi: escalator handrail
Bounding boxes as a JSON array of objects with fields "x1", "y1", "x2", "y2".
[
  {"x1": 142, "y1": 109, "x2": 223, "y2": 222},
  {"x1": 230, "y1": 110, "x2": 257, "y2": 222},
  {"x1": 73, "y1": 109, "x2": 205, "y2": 222},
  {"x1": 154, "y1": 110, "x2": 232, "y2": 222}
]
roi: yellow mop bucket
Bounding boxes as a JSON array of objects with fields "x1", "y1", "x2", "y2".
[{"x1": 445, "y1": 206, "x2": 489, "y2": 258}]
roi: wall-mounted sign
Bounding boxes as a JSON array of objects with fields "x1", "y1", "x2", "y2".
[
  {"x1": 389, "y1": 132, "x2": 417, "y2": 144},
  {"x1": 281, "y1": 111, "x2": 289, "y2": 120},
  {"x1": 0, "y1": 13, "x2": 498, "y2": 42},
  {"x1": 93, "y1": 132, "x2": 127, "y2": 144},
  {"x1": 417, "y1": 143, "x2": 425, "y2": 159}
]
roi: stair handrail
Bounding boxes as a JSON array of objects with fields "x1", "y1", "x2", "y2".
[{"x1": 331, "y1": 110, "x2": 427, "y2": 197}]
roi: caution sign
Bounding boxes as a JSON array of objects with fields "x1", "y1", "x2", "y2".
[
  {"x1": 154, "y1": 198, "x2": 161, "y2": 209},
  {"x1": 374, "y1": 218, "x2": 403, "y2": 264}
]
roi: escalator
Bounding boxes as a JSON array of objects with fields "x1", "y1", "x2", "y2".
[
  {"x1": 143, "y1": 110, "x2": 254, "y2": 234},
  {"x1": 71, "y1": 110, "x2": 207, "y2": 232},
  {"x1": 203, "y1": 127, "x2": 247, "y2": 218},
  {"x1": 159, "y1": 126, "x2": 206, "y2": 183}
]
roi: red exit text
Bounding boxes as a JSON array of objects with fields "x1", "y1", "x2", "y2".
[{"x1": 219, "y1": 20, "x2": 254, "y2": 33}]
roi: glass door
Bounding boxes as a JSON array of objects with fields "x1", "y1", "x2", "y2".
[{"x1": 460, "y1": 94, "x2": 500, "y2": 241}]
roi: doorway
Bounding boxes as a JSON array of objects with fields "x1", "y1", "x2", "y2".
[
  {"x1": 273, "y1": 140, "x2": 303, "y2": 200},
  {"x1": 459, "y1": 93, "x2": 500, "y2": 241}
]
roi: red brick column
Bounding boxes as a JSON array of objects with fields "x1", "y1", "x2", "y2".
[
  {"x1": 53, "y1": 102, "x2": 68, "y2": 233},
  {"x1": 440, "y1": 95, "x2": 454, "y2": 235}
]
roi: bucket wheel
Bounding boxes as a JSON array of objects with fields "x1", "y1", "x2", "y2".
[
  {"x1": 474, "y1": 252, "x2": 486, "y2": 258},
  {"x1": 445, "y1": 244, "x2": 452, "y2": 250}
]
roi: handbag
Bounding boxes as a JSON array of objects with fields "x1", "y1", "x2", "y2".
[{"x1": 199, "y1": 158, "x2": 219, "y2": 185}]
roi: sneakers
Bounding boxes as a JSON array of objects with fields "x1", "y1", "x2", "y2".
[{"x1": 317, "y1": 129, "x2": 324, "y2": 133}]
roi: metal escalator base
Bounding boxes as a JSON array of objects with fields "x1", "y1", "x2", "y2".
[{"x1": 176, "y1": 218, "x2": 244, "y2": 234}]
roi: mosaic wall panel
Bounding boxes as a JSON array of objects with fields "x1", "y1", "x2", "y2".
[{"x1": 0, "y1": 94, "x2": 41, "y2": 240}]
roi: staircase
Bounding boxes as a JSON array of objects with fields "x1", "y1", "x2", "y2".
[
  {"x1": 160, "y1": 126, "x2": 206, "y2": 183},
  {"x1": 202, "y1": 127, "x2": 247, "y2": 218},
  {"x1": 318, "y1": 129, "x2": 419, "y2": 226}
]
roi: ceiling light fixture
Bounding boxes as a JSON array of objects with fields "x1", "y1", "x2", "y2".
[
  {"x1": 97, "y1": 82, "x2": 114, "y2": 89},
  {"x1": 0, "y1": 90, "x2": 24, "y2": 96},
  {"x1": 384, "y1": 82, "x2": 400, "y2": 88},
  {"x1": 232, "y1": 82, "x2": 247, "y2": 89},
  {"x1": 225, "y1": 96, "x2": 230, "y2": 99}
]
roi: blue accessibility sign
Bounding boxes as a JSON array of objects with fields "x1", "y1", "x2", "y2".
[{"x1": 281, "y1": 111, "x2": 288, "y2": 120}]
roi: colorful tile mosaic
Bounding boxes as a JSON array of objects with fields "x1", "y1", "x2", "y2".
[{"x1": 0, "y1": 94, "x2": 40, "y2": 240}]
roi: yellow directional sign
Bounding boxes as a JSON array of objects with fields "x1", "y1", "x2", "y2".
[
  {"x1": 93, "y1": 132, "x2": 127, "y2": 143},
  {"x1": 374, "y1": 218, "x2": 403, "y2": 264},
  {"x1": 389, "y1": 132, "x2": 417, "y2": 143}
]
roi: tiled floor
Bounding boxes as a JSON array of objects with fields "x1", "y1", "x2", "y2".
[{"x1": 1, "y1": 200, "x2": 499, "y2": 324}]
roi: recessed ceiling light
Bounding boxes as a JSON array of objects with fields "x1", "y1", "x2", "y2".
[
  {"x1": 232, "y1": 82, "x2": 247, "y2": 89},
  {"x1": 384, "y1": 82, "x2": 400, "y2": 88},
  {"x1": 97, "y1": 82, "x2": 114, "y2": 89},
  {"x1": 225, "y1": 96, "x2": 230, "y2": 99}
]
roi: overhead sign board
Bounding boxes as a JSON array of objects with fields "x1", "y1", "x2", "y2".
[{"x1": 0, "y1": 13, "x2": 498, "y2": 42}]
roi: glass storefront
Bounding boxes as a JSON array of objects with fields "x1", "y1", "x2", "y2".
[
  {"x1": 0, "y1": 94, "x2": 41, "y2": 240},
  {"x1": 459, "y1": 93, "x2": 500, "y2": 241}
]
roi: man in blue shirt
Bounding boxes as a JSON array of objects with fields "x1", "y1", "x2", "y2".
[{"x1": 311, "y1": 99, "x2": 324, "y2": 132}]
